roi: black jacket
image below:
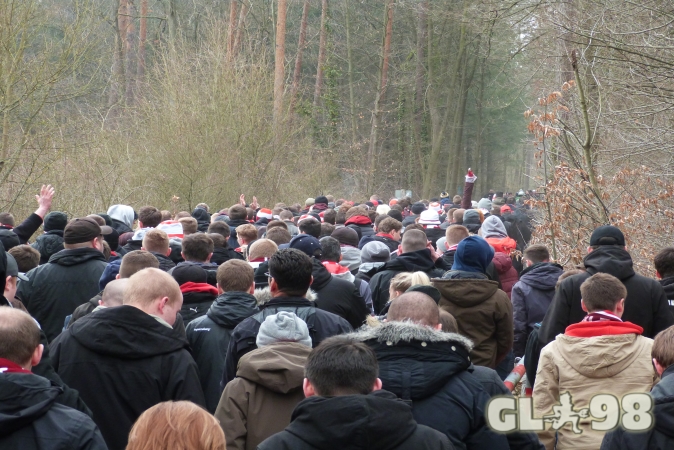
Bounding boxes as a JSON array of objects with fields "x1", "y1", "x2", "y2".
[
  {"x1": 424, "y1": 227, "x2": 445, "y2": 249},
  {"x1": 17, "y1": 248, "x2": 107, "y2": 342},
  {"x1": 0, "y1": 212, "x2": 43, "y2": 245},
  {"x1": 221, "y1": 295, "x2": 352, "y2": 387},
  {"x1": 258, "y1": 390, "x2": 453, "y2": 450},
  {"x1": 660, "y1": 276, "x2": 674, "y2": 317},
  {"x1": 110, "y1": 218, "x2": 132, "y2": 235},
  {"x1": 0, "y1": 371, "x2": 107, "y2": 450},
  {"x1": 211, "y1": 246, "x2": 245, "y2": 265},
  {"x1": 369, "y1": 249, "x2": 447, "y2": 314},
  {"x1": 601, "y1": 364, "x2": 674, "y2": 450},
  {"x1": 151, "y1": 251, "x2": 176, "y2": 271},
  {"x1": 186, "y1": 291, "x2": 259, "y2": 413},
  {"x1": 192, "y1": 208, "x2": 211, "y2": 232},
  {"x1": 538, "y1": 246, "x2": 674, "y2": 345},
  {"x1": 180, "y1": 288, "x2": 217, "y2": 324},
  {"x1": 227, "y1": 218, "x2": 250, "y2": 249},
  {"x1": 311, "y1": 259, "x2": 369, "y2": 329},
  {"x1": 50, "y1": 305, "x2": 205, "y2": 450},
  {"x1": 31, "y1": 230, "x2": 65, "y2": 264},
  {"x1": 350, "y1": 322, "x2": 509, "y2": 450},
  {"x1": 118, "y1": 238, "x2": 141, "y2": 256},
  {"x1": 169, "y1": 260, "x2": 218, "y2": 286}
]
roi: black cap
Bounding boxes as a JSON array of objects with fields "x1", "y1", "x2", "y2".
[
  {"x1": 411, "y1": 202, "x2": 426, "y2": 215},
  {"x1": 589, "y1": 225, "x2": 625, "y2": 247},
  {"x1": 6, "y1": 254, "x2": 28, "y2": 281},
  {"x1": 315, "y1": 196, "x2": 329, "y2": 205},
  {"x1": 44, "y1": 211, "x2": 68, "y2": 232},
  {"x1": 406, "y1": 284, "x2": 442, "y2": 304},
  {"x1": 289, "y1": 235, "x2": 322, "y2": 258},
  {"x1": 64, "y1": 217, "x2": 112, "y2": 245},
  {"x1": 172, "y1": 264, "x2": 208, "y2": 285}
]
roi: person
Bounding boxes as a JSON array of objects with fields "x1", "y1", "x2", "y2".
[
  {"x1": 17, "y1": 217, "x2": 110, "y2": 342},
  {"x1": 0, "y1": 185, "x2": 55, "y2": 250},
  {"x1": 369, "y1": 229, "x2": 446, "y2": 314},
  {"x1": 235, "y1": 223, "x2": 257, "y2": 257},
  {"x1": 140, "y1": 228, "x2": 175, "y2": 271},
  {"x1": 179, "y1": 217, "x2": 199, "y2": 235},
  {"x1": 402, "y1": 202, "x2": 426, "y2": 227},
  {"x1": 8, "y1": 244, "x2": 40, "y2": 273},
  {"x1": 0, "y1": 308, "x2": 107, "y2": 450},
  {"x1": 480, "y1": 215, "x2": 518, "y2": 297},
  {"x1": 126, "y1": 401, "x2": 225, "y2": 450},
  {"x1": 538, "y1": 225, "x2": 673, "y2": 346},
  {"x1": 170, "y1": 233, "x2": 218, "y2": 286},
  {"x1": 258, "y1": 336, "x2": 452, "y2": 450},
  {"x1": 511, "y1": 244, "x2": 563, "y2": 357},
  {"x1": 216, "y1": 312, "x2": 313, "y2": 450},
  {"x1": 433, "y1": 235, "x2": 513, "y2": 369},
  {"x1": 356, "y1": 241, "x2": 391, "y2": 284},
  {"x1": 107, "y1": 204, "x2": 135, "y2": 235},
  {"x1": 51, "y1": 268, "x2": 205, "y2": 450},
  {"x1": 118, "y1": 206, "x2": 163, "y2": 255},
  {"x1": 331, "y1": 226, "x2": 361, "y2": 272},
  {"x1": 441, "y1": 224, "x2": 469, "y2": 267},
  {"x1": 221, "y1": 249, "x2": 352, "y2": 387},
  {"x1": 654, "y1": 247, "x2": 674, "y2": 315},
  {"x1": 31, "y1": 210, "x2": 67, "y2": 264},
  {"x1": 350, "y1": 292, "x2": 509, "y2": 449},
  {"x1": 192, "y1": 206, "x2": 211, "y2": 232},
  {"x1": 226, "y1": 205, "x2": 251, "y2": 248},
  {"x1": 344, "y1": 207, "x2": 375, "y2": 240},
  {"x1": 247, "y1": 239, "x2": 278, "y2": 270},
  {"x1": 418, "y1": 210, "x2": 445, "y2": 249},
  {"x1": 462, "y1": 209, "x2": 481, "y2": 234},
  {"x1": 172, "y1": 263, "x2": 218, "y2": 324},
  {"x1": 265, "y1": 226, "x2": 292, "y2": 247},
  {"x1": 379, "y1": 271, "x2": 431, "y2": 316},
  {"x1": 534, "y1": 273, "x2": 656, "y2": 449},
  {"x1": 371, "y1": 217, "x2": 402, "y2": 252},
  {"x1": 601, "y1": 324, "x2": 674, "y2": 450},
  {"x1": 185, "y1": 260, "x2": 260, "y2": 413},
  {"x1": 208, "y1": 221, "x2": 245, "y2": 264},
  {"x1": 279, "y1": 210, "x2": 299, "y2": 236}
]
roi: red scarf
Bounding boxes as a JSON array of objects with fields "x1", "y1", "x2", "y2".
[
  {"x1": 179, "y1": 282, "x2": 218, "y2": 296},
  {"x1": 0, "y1": 358, "x2": 31, "y2": 374},
  {"x1": 582, "y1": 310, "x2": 622, "y2": 323},
  {"x1": 376, "y1": 233, "x2": 395, "y2": 240},
  {"x1": 322, "y1": 261, "x2": 350, "y2": 275},
  {"x1": 345, "y1": 215, "x2": 372, "y2": 226}
]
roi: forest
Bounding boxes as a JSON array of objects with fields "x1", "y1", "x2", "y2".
[{"x1": 2, "y1": 0, "x2": 674, "y2": 270}]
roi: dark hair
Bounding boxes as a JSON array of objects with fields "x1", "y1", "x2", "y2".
[
  {"x1": 580, "y1": 273, "x2": 627, "y2": 312},
  {"x1": 120, "y1": 250, "x2": 160, "y2": 278},
  {"x1": 0, "y1": 308, "x2": 41, "y2": 365},
  {"x1": 323, "y1": 209, "x2": 336, "y2": 225},
  {"x1": 246, "y1": 208, "x2": 256, "y2": 221},
  {"x1": 299, "y1": 218, "x2": 321, "y2": 238},
  {"x1": 217, "y1": 260, "x2": 254, "y2": 292},
  {"x1": 266, "y1": 220, "x2": 288, "y2": 231},
  {"x1": 265, "y1": 227, "x2": 292, "y2": 246},
  {"x1": 138, "y1": 206, "x2": 162, "y2": 228},
  {"x1": 207, "y1": 233, "x2": 226, "y2": 248},
  {"x1": 305, "y1": 336, "x2": 379, "y2": 396},
  {"x1": 8, "y1": 245, "x2": 40, "y2": 273},
  {"x1": 182, "y1": 234, "x2": 214, "y2": 262},
  {"x1": 655, "y1": 247, "x2": 674, "y2": 279},
  {"x1": 207, "y1": 222, "x2": 231, "y2": 243},
  {"x1": 319, "y1": 223, "x2": 335, "y2": 238},
  {"x1": 228, "y1": 205, "x2": 247, "y2": 220},
  {"x1": 652, "y1": 325, "x2": 674, "y2": 370},
  {"x1": 0, "y1": 212, "x2": 15, "y2": 227},
  {"x1": 268, "y1": 249, "x2": 313, "y2": 296},
  {"x1": 335, "y1": 211, "x2": 346, "y2": 225},
  {"x1": 319, "y1": 237, "x2": 341, "y2": 262},
  {"x1": 524, "y1": 244, "x2": 550, "y2": 264}
]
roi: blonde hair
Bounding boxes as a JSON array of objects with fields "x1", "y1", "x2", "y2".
[
  {"x1": 126, "y1": 401, "x2": 225, "y2": 450},
  {"x1": 388, "y1": 271, "x2": 431, "y2": 299},
  {"x1": 123, "y1": 268, "x2": 181, "y2": 308},
  {"x1": 247, "y1": 239, "x2": 278, "y2": 261}
]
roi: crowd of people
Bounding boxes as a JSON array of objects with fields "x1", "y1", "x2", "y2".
[{"x1": 2, "y1": 170, "x2": 674, "y2": 450}]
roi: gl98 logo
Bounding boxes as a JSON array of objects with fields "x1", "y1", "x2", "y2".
[{"x1": 487, "y1": 392, "x2": 653, "y2": 433}]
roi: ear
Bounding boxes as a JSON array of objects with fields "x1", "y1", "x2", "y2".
[
  {"x1": 166, "y1": 248, "x2": 172, "y2": 257},
  {"x1": 435, "y1": 323, "x2": 442, "y2": 331},
  {"x1": 99, "y1": 299, "x2": 104, "y2": 306},
  {"x1": 656, "y1": 271, "x2": 662, "y2": 279},
  {"x1": 138, "y1": 221, "x2": 144, "y2": 229},
  {"x1": 270, "y1": 278, "x2": 279, "y2": 294},
  {"x1": 654, "y1": 359, "x2": 666, "y2": 377},
  {"x1": 181, "y1": 251, "x2": 186, "y2": 259},
  {"x1": 309, "y1": 275, "x2": 314, "y2": 286},
  {"x1": 217, "y1": 283, "x2": 224, "y2": 295},
  {"x1": 157, "y1": 296, "x2": 170, "y2": 314},
  {"x1": 580, "y1": 299, "x2": 588, "y2": 313},
  {"x1": 372, "y1": 377, "x2": 383, "y2": 391},
  {"x1": 249, "y1": 281, "x2": 255, "y2": 294},
  {"x1": 207, "y1": 252, "x2": 213, "y2": 262},
  {"x1": 445, "y1": 241, "x2": 450, "y2": 250},
  {"x1": 303, "y1": 378, "x2": 316, "y2": 397},
  {"x1": 115, "y1": 274, "x2": 120, "y2": 280},
  {"x1": 30, "y1": 344, "x2": 44, "y2": 369},
  {"x1": 339, "y1": 254, "x2": 343, "y2": 262},
  {"x1": 615, "y1": 298, "x2": 625, "y2": 316},
  {"x1": 587, "y1": 246, "x2": 593, "y2": 254}
]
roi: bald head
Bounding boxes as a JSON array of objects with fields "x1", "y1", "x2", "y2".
[
  {"x1": 387, "y1": 292, "x2": 440, "y2": 327},
  {"x1": 0, "y1": 307, "x2": 41, "y2": 366},
  {"x1": 101, "y1": 279, "x2": 130, "y2": 307},
  {"x1": 401, "y1": 229, "x2": 428, "y2": 253},
  {"x1": 124, "y1": 268, "x2": 182, "y2": 325}
]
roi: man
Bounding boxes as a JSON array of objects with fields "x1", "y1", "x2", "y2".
[
  {"x1": 538, "y1": 225, "x2": 673, "y2": 346},
  {"x1": 279, "y1": 210, "x2": 299, "y2": 236},
  {"x1": 172, "y1": 264, "x2": 218, "y2": 324},
  {"x1": 235, "y1": 223, "x2": 258, "y2": 257},
  {"x1": 51, "y1": 268, "x2": 205, "y2": 450},
  {"x1": 186, "y1": 260, "x2": 260, "y2": 413},
  {"x1": 8, "y1": 245, "x2": 40, "y2": 273},
  {"x1": 227, "y1": 205, "x2": 251, "y2": 248},
  {"x1": 207, "y1": 221, "x2": 245, "y2": 264},
  {"x1": 654, "y1": 247, "x2": 674, "y2": 315},
  {"x1": 31, "y1": 210, "x2": 67, "y2": 264},
  {"x1": 141, "y1": 228, "x2": 175, "y2": 271},
  {"x1": 0, "y1": 185, "x2": 55, "y2": 251},
  {"x1": 372, "y1": 216, "x2": 402, "y2": 253},
  {"x1": 402, "y1": 202, "x2": 425, "y2": 227},
  {"x1": 258, "y1": 336, "x2": 452, "y2": 450},
  {"x1": 349, "y1": 292, "x2": 509, "y2": 450},
  {"x1": 170, "y1": 233, "x2": 218, "y2": 286},
  {"x1": 221, "y1": 249, "x2": 352, "y2": 387},
  {"x1": 298, "y1": 216, "x2": 321, "y2": 239},
  {"x1": 441, "y1": 225, "x2": 469, "y2": 267},
  {"x1": 17, "y1": 217, "x2": 109, "y2": 342},
  {"x1": 511, "y1": 244, "x2": 563, "y2": 357},
  {"x1": 419, "y1": 210, "x2": 445, "y2": 249},
  {"x1": 117, "y1": 205, "x2": 163, "y2": 256},
  {"x1": 4, "y1": 254, "x2": 28, "y2": 309},
  {"x1": 331, "y1": 227, "x2": 361, "y2": 273},
  {"x1": 107, "y1": 204, "x2": 135, "y2": 235},
  {"x1": 0, "y1": 308, "x2": 107, "y2": 449},
  {"x1": 369, "y1": 230, "x2": 446, "y2": 314}
]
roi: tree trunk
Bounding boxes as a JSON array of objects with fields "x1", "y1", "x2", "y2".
[
  {"x1": 227, "y1": 0, "x2": 238, "y2": 60},
  {"x1": 166, "y1": 0, "x2": 178, "y2": 43},
  {"x1": 290, "y1": 0, "x2": 309, "y2": 111},
  {"x1": 108, "y1": 0, "x2": 125, "y2": 114},
  {"x1": 273, "y1": 0, "x2": 287, "y2": 123},
  {"x1": 313, "y1": 0, "x2": 328, "y2": 108},
  {"x1": 412, "y1": 0, "x2": 428, "y2": 186},
  {"x1": 136, "y1": 0, "x2": 148, "y2": 95},
  {"x1": 232, "y1": 1, "x2": 249, "y2": 58},
  {"x1": 345, "y1": 0, "x2": 357, "y2": 144},
  {"x1": 124, "y1": 0, "x2": 137, "y2": 105}
]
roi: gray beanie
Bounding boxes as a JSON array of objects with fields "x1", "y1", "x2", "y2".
[
  {"x1": 477, "y1": 198, "x2": 492, "y2": 210},
  {"x1": 360, "y1": 241, "x2": 391, "y2": 263},
  {"x1": 256, "y1": 311, "x2": 312, "y2": 348}
]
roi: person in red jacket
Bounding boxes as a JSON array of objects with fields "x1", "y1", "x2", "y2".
[{"x1": 480, "y1": 215, "x2": 518, "y2": 298}]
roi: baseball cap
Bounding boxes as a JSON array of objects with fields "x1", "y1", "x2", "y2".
[
  {"x1": 64, "y1": 217, "x2": 112, "y2": 245},
  {"x1": 289, "y1": 235, "x2": 322, "y2": 258},
  {"x1": 589, "y1": 225, "x2": 625, "y2": 247},
  {"x1": 6, "y1": 254, "x2": 28, "y2": 281}
]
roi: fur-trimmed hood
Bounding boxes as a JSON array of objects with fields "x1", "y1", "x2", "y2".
[
  {"x1": 254, "y1": 287, "x2": 317, "y2": 307},
  {"x1": 349, "y1": 321, "x2": 473, "y2": 352}
]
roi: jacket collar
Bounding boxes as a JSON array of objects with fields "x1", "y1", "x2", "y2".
[
  {"x1": 0, "y1": 358, "x2": 31, "y2": 374},
  {"x1": 565, "y1": 320, "x2": 643, "y2": 338}
]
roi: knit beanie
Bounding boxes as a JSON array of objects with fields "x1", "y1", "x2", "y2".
[
  {"x1": 477, "y1": 198, "x2": 492, "y2": 210},
  {"x1": 360, "y1": 241, "x2": 391, "y2": 263},
  {"x1": 331, "y1": 227, "x2": 359, "y2": 247},
  {"x1": 44, "y1": 211, "x2": 68, "y2": 232},
  {"x1": 256, "y1": 311, "x2": 312, "y2": 348}
]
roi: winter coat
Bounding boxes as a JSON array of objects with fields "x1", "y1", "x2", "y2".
[
  {"x1": 211, "y1": 246, "x2": 245, "y2": 265},
  {"x1": 18, "y1": 248, "x2": 107, "y2": 342},
  {"x1": 501, "y1": 211, "x2": 532, "y2": 250},
  {"x1": 179, "y1": 282, "x2": 218, "y2": 324},
  {"x1": 151, "y1": 251, "x2": 176, "y2": 271},
  {"x1": 107, "y1": 205, "x2": 134, "y2": 235},
  {"x1": 0, "y1": 212, "x2": 43, "y2": 247},
  {"x1": 117, "y1": 237, "x2": 141, "y2": 256},
  {"x1": 169, "y1": 260, "x2": 218, "y2": 286},
  {"x1": 216, "y1": 342, "x2": 311, "y2": 450},
  {"x1": 511, "y1": 263, "x2": 564, "y2": 357},
  {"x1": 0, "y1": 370, "x2": 107, "y2": 450},
  {"x1": 50, "y1": 305, "x2": 205, "y2": 450},
  {"x1": 433, "y1": 274, "x2": 513, "y2": 368},
  {"x1": 424, "y1": 227, "x2": 445, "y2": 249},
  {"x1": 257, "y1": 390, "x2": 453, "y2": 450},
  {"x1": 349, "y1": 322, "x2": 509, "y2": 450},
  {"x1": 538, "y1": 246, "x2": 674, "y2": 346},
  {"x1": 221, "y1": 294, "x2": 352, "y2": 387},
  {"x1": 356, "y1": 262, "x2": 386, "y2": 284},
  {"x1": 340, "y1": 245, "x2": 362, "y2": 272},
  {"x1": 312, "y1": 259, "x2": 368, "y2": 330},
  {"x1": 31, "y1": 230, "x2": 65, "y2": 265},
  {"x1": 601, "y1": 364, "x2": 674, "y2": 450},
  {"x1": 345, "y1": 216, "x2": 375, "y2": 240},
  {"x1": 185, "y1": 291, "x2": 259, "y2": 413},
  {"x1": 227, "y1": 218, "x2": 250, "y2": 249},
  {"x1": 370, "y1": 249, "x2": 447, "y2": 314},
  {"x1": 402, "y1": 214, "x2": 420, "y2": 227},
  {"x1": 534, "y1": 320, "x2": 655, "y2": 450},
  {"x1": 660, "y1": 276, "x2": 674, "y2": 318},
  {"x1": 491, "y1": 252, "x2": 518, "y2": 298},
  {"x1": 323, "y1": 261, "x2": 374, "y2": 314},
  {"x1": 68, "y1": 294, "x2": 101, "y2": 328},
  {"x1": 372, "y1": 234, "x2": 400, "y2": 253}
]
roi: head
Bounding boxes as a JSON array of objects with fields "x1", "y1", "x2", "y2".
[
  {"x1": 217, "y1": 259, "x2": 254, "y2": 295},
  {"x1": 556, "y1": 269, "x2": 585, "y2": 289},
  {"x1": 178, "y1": 217, "x2": 198, "y2": 236},
  {"x1": 265, "y1": 226, "x2": 292, "y2": 246},
  {"x1": 588, "y1": 225, "x2": 626, "y2": 252},
  {"x1": 288, "y1": 234, "x2": 323, "y2": 259},
  {"x1": 256, "y1": 311, "x2": 312, "y2": 348},
  {"x1": 452, "y1": 195, "x2": 461, "y2": 204},
  {"x1": 181, "y1": 233, "x2": 214, "y2": 263},
  {"x1": 279, "y1": 210, "x2": 294, "y2": 221},
  {"x1": 523, "y1": 244, "x2": 550, "y2": 267},
  {"x1": 654, "y1": 247, "x2": 674, "y2": 279},
  {"x1": 331, "y1": 227, "x2": 359, "y2": 248},
  {"x1": 43, "y1": 211, "x2": 68, "y2": 232},
  {"x1": 303, "y1": 336, "x2": 381, "y2": 397},
  {"x1": 138, "y1": 206, "x2": 162, "y2": 229},
  {"x1": 0, "y1": 308, "x2": 42, "y2": 370},
  {"x1": 119, "y1": 250, "x2": 160, "y2": 278},
  {"x1": 268, "y1": 249, "x2": 313, "y2": 297},
  {"x1": 8, "y1": 245, "x2": 40, "y2": 273},
  {"x1": 0, "y1": 212, "x2": 15, "y2": 227},
  {"x1": 445, "y1": 225, "x2": 469, "y2": 248},
  {"x1": 387, "y1": 291, "x2": 441, "y2": 329},
  {"x1": 438, "y1": 310, "x2": 458, "y2": 333},
  {"x1": 160, "y1": 210, "x2": 172, "y2": 222},
  {"x1": 4, "y1": 254, "x2": 24, "y2": 301},
  {"x1": 266, "y1": 220, "x2": 288, "y2": 232},
  {"x1": 451, "y1": 235, "x2": 494, "y2": 274},
  {"x1": 207, "y1": 233, "x2": 226, "y2": 249},
  {"x1": 63, "y1": 217, "x2": 108, "y2": 252},
  {"x1": 174, "y1": 211, "x2": 191, "y2": 220},
  {"x1": 228, "y1": 204, "x2": 247, "y2": 221},
  {"x1": 127, "y1": 401, "x2": 225, "y2": 450},
  {"x1": 323, "y1": 209, "x2": 336, "y2": 225},
  {"x1": 388, "y1": 272, "x2": 431, "y2": 301},
  {"x1": 319, "y1": 237, "x2": 342, "y2": 263},
  {"x1": 207, "y1": 221, "x2": 230, "y2": 242},
  {"x1": 452, "y1": 209, "x2": 465, "y2": 224},
  {"x1": 298, "y1": 217, "x2": 321, "y2": 238},
  {"x1": 411, "y1": 202, "x2": 426, "y2": 215},
  {"x1": 652, "y1": 325, "x2": 674, "y2": 376},
  {"x1": 141, "y1": 229, "x2": 170, "y2": 256},
  {"x1": 236, "y1": 224, "x2": 258, "y2": 246},
  {"x1": 378, "y1": 217, "x2": 402, "y2": 241},
  {"x1": 360, "y1": 241, "x2": 391, "y2": 264},
  {"x1": 248, "y1": 239, "x2": 278, "y2": 261},
  {"x1": 305, "y1": 198, "x2": 315, "y2": 208},
  {"x1": 100, "y1": 279, "x2": 129, "y2": 307},
  {"x1": 124, "y1": 268, "x2": 182, "y2": 325},
  {"x1": 401, "y1": 229, "x2": 428, "y2": 254},
  {"x1": 319, "y1": 223, "x2": 335, "y2": 238},
  {"x1": 580, "y1": 273, "x2": 627, "y2": 316}
]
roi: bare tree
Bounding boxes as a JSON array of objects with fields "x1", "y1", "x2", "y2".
[
  {"x1": 313, "y1": 0, "x2": 328, "y2": 108},
  {"x1": 273, "y1": 0, "x2": 287, "y2": 123}
]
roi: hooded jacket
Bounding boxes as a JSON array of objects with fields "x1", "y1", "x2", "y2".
[
  {"x1": 211, "y1": 246, "x2": 245, "y2": 265},
  {"x1": 312, "y1": 258, "x2": 368, "y2": 330},
  {"x1": 150, "y1": 251, "x2": 176, "y2": 271},
  {"x1": 258, "y1": 390, "x2": 453, "y2": 450},
  {"x1": 349, "y1": 322, "x2": 509, "y2": 450},
  {"x1": 511, "y1": 262, "x2": 564, "y2": 357},
  {"x1": 227, "y1": 218, "x2": 250, "y2": 249},
  {"x1": 340, "y1": 245, "x2": 362, "y2": 272},
  {"x1": 216, "y1": 342, "x2": 312, "y2": 450},
  {"x1": 107, "y1": 205, "x2": 134, "y2": 235},
  {"x1": 660, "y1": 276, "x2": 674, "y2": 317},
  {"x1": 538, "y1": 246, "x2": 674, "y2": 346},
  {"x1": 369, "y1": 249, "x2": 447, "y2": 314},
  {"x1": 534, "y1": 321, "x2": 655, "y2": 449},
  {"x1": 481, "y1": 216, "x2": 518, "y2": 253},
  {"x1": 185, "y1": 291, "x2": 259, "y2": 413},
  {"x1": 31, "y1": 230, "x2": 65, "y2": 265},
  {"x1": 491, "y1": 252, "x2": 518, "y2": 298},
  {"x1": 345, "y1": 215, "x2": 375, "y2": 240},
  {"x1": 179, "y1": 282, "x2": 218, "y2": 324},
  {"x1": 50, "y1": 305, "x2": 205, "y2": 450},
  {"x1": 462, "y1": 210, "x2": 482, "y2": 234},
  {"x1": 323, "y1": 261, "x2": 374, "y2": 313},
  {"x1": 17, "y1": 248, "x2": 107, "y2": 342},
  {"x1": 601, "y1": 364, "x2": 674, "y2": 450},
  {"x1": 192, "y1": 207, "x2": 211, "y2": 232},
  {"x1": 0, "y1": 370, "x2": 107, "y2": 450}
]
